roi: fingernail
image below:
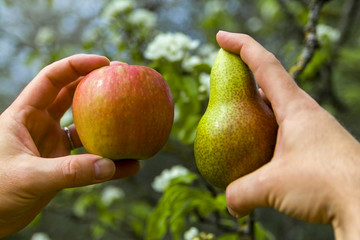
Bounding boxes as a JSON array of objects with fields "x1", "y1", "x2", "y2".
[
  {"x1": 94, "y1": 158, "x2": 115, "y2": 180},
  {"x1": 218, "y1": 30, "x2": 228, "y2": 34}
]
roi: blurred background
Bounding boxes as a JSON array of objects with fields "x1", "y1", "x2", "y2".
[{"x1": 1, "y1": 0, "x2": 360, "y2": 239}]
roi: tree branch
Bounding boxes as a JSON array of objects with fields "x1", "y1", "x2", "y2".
[
  {"x1": 289, "y1": 0, "x2": 330, "y2": 80},
  {"x1": 295, "y1": 0, "x2": 310, "y2": 7},
  {"x1": 315, "y1": 0, "x2": 359, "y2": 111},
  {"x1": 0, "y1": 27, "x2": 36, "y2": 50}
]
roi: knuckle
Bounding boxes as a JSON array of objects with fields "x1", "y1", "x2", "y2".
[
  {"x1": 264, "y1": 51, "x2": 280, "y2": 66},
  {"x1": 62, "y1": 159, "x2": 81, "y2": 185},
  {"x1": 240, "y1": 33, "x2": 252, "y2": 42}
]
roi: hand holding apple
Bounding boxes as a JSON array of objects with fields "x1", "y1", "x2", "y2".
[
  {"x1": 72, "y1": 62, "x2": 174, "y2": 160},
  {"x1": 0, "y1": 54, "x2": 140, "y2": 238}
]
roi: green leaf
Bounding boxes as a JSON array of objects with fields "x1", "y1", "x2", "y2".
[
  {"x1": 73, "y1": 194, "x2": 94, "y2": 217},
  {"x1": 29, "y1": 212, "x2": 42, "y2": 227},
  {"x1": 91, "y1": 223, "x2": 106, "y2": 240},
  {"x1": 26, "y1": 50, "x2": 40, "y2": 66},
  {"x1": 146, "y1": 184, "x2": 228, "y2": 240},
  {"x1": 182, "y1": 76, "x2": 199, "y2": 98},
  {"x1": 168, "y1": 172, "x2": 198, "y2": 188},
  {"x1": 216, "y1": 233, "x2": 239, "y2": 240},
  {"x1": 193, "y1": 63, "x2": 211, "y2": 73},
  {"x1": 176, "y1": 113, "x2": 201, "y2": 144},
  {"x1": 255, "y1": 222, "x2": 276, "y2": 240}
]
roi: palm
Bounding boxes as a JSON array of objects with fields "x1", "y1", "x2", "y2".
[{"x1": 25, "y1": 107, "x2": 70, "y2": 158}]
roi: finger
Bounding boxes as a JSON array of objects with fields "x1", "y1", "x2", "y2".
[
  {"x1": 48, "y1": 79, "x2": 81, "y2": 121},
  {"x1": 110, "y1": 61, "x2": 127, "y2": 66},
  {"x1": 64, "y1": 124, "x2": 82, "y2": 149},
  {"x1": 216, "y1": 31, "x2": 302, "y2": 117},
  {"x1": 259, "y1": 88, "x2": 271, "y2": 109},
  {"x1": 226, "y1": 164, "x2": 276, "y2": 218},
  {"x1": 14, "y1": 54, "x2": 109, "y2": 110},
  {"x1": 112, "y1": 160, "x2": 141, "y2": 180},
  {"x1": 30, "y1": 155, "x2": 139, "y2": 192}
]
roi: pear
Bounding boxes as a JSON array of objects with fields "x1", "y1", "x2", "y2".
[{"x1": 194, "y1": 48, "x2": 278, "y2": 189}]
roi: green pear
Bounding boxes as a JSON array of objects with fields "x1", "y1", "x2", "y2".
[{"x1": 194, "y1": 48, "x2": 278, "y2": 189}]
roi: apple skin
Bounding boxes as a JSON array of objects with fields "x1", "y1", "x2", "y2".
[{"x1": 72, "y1": 62, "x2": 174, "y2": 160}]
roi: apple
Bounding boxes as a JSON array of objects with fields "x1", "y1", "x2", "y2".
[{"x1": 72, "y1": 62, "x2": 174, "y2": 160}]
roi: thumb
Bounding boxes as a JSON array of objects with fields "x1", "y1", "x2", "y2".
[
  {"x1": 48, "y1": 155, "x2": 115, "y2": 190},
  {"x1": 226, "y1": 163, "x2": 276, "y2": 218},
  {"x1": 32, "y1": 154, "x2": 139, "y2": 192},
  {"x1": 19, "y1": 155, "x2": 115, "y2": 195}
]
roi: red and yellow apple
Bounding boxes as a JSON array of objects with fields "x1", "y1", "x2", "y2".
[{"x1": 72, "y1": 62, "x2": 174, "y2": 160}]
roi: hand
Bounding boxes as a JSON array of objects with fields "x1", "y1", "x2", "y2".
[
  {"x1": 0, "y1": 54, "x2": 140, "y2": 237},
  {"x1": 216, "y1": 31, "x2": 360, "y2": 239}
]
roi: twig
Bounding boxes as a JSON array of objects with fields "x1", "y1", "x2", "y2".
[
  {"x1": 194, "y1": 208, "x2": 238, "y2": 233},
  {"x1": 289, "y1": 0, "x2": 330, "y2": 80},
  {"x1": 315, "y1": 0, "x2": 359, "y2": 111},
  {"x1": 0, "y1": 27, "x2": 37, "y2": 50}
]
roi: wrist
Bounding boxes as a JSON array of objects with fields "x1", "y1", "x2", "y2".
[{"x1": 332, "y1": 200, "x2": 360, "y2": 240}]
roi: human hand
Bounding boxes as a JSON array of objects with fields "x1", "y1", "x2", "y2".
[
  {"x1": 0, "y1": 54, "x2": 140, "y2": 237},
  {"x1": 216, "y1": 31, "x2": 360, "y2": 239}
]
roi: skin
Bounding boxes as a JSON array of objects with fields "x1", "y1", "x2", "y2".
[
  {"x1": 0, "y1": 54, "x2": 140, "y2": 237},
  {"x1": 217, "y1": 31, "x2": 360, "y2": 239}
]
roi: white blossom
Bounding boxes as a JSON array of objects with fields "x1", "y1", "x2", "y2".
[
  {"x1": 198, "y1": 44, "x2": 216, "y2": 57},
  {"x1": 184, "y1": 227, "x2": 200, "y2": 240},
  {"x1": 128, "y1": 8, "x2": 157, "y2": 29},
  {"x1": 182, "y1": 55, "x2": 202, "y2": 72},
  {"x1": 31, "y1": 233, "x2": 51, "y2": 240},
  {"x1": 102, "y1": 0, "x2": 134, "y2": 20},
  {"x1": 204, "y1": 51, "x2": 217, "y2": 67},
  {"x1": 151, "y1": 165, "x2": 190, "y2": 192},
  {"x1": 101, "y1": 186, "x2": 125, "y2": 206},
  {"x1": 198, "y1": 44, "x2": 217, "y2": 66},
  {"x1": 199, "y1": 73, "x2": 210, "y2": 94},
  {"x1": 317, "y1": 24, "x2": 340, "y2": 43},
  {"x1": 145, "y1": 32, "x2": 200, "y2": 62}
]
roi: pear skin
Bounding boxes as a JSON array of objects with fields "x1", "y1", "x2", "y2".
[{"x1": 194, "y1": 48, "x2": 278, "y2": 189}]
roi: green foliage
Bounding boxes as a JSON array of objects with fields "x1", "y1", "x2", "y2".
[
  {"x1": 148, "y1": 43, "x2": 213, "y2": 144},
  {"x1": 254, "y1": 222, "x2": 276, "y2": 240},
  {"x1": 57, "y1": 184, "x2": 151, "y2": 240},
  {"x1": 1, "y1": 0, "x2": 359, "y2": 240},
  {"x1": 216, "y1": 233, "x2": 239, "y2": 240},
  {"x1": 146, "y1": 171, "x2": 276, "y2": 240},
  {"x1": 146, "y1": 181, "x2": 227, "y2": 240}
]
